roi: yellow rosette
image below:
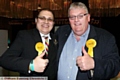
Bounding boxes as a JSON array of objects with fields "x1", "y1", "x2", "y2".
[
  {"x1": 86, "y1": 39, "x2": 97, "y2": 57},
  {"x1": 35, "y1": 42, "x2": 45, "y2": 56}
]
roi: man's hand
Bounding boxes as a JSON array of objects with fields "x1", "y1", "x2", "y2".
[
  {"x1": 76, "y1": 46, "x2": 94, "y2": 71},
  {"x1": 33, "y1": 51, "x2": 49, "y2": 72}
]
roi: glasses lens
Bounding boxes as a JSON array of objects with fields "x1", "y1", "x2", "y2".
[
  {"x1": 77, "y1": 14, "x2": 84, "y2": 19},
  {"x1": 69, "y1": 13, "x2": 88, "y2": 20},
  {"x1": 47, "y1": 18, "x2": 54, "y2": 22},
  {"x1": 69, "y1": 16, "x2": 76, "y2": 20},
  {"x1": 38, "y1": 17, "x2": 46, "y2": 21},
  {"x1": 38, "y1": 17, "x2": 53, "y2": 22}
]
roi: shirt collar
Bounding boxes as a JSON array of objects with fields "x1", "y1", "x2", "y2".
[{"x1": 40, "y1": 32, "x2": 51, "y2": 40}]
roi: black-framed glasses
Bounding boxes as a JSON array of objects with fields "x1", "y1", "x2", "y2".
[
  {"x1": 69, "y1": 13, "x2": 88, "y2": 20},
  {"x1": 38, "y1": 16, "x2": 54, "y2": 22}
]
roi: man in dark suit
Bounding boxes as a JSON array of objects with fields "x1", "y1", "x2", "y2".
[
  {"x1": 0, "y1": 9, "x2": 57, "y2": 80},
  {"x1": 56, "y1": 2, "x2": 120, "y2": 80}
]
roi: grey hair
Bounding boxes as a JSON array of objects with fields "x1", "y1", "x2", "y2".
[{"x1": 68, "y1": 2, "x2": 89, "y2": 16}]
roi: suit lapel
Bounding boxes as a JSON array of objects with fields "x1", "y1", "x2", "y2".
[
  {"x1": 85, "y1": 25, "x2": 98, "y2": 57},
  {"x1": 32, "y1": 28, "x2": 42, "y2": 43},
  {"x1": 85, "y1": 25, "x2": 97, "y2": 51},
  {"x1": 57, "y1": 26, "x2": 71, "y2": 62}
]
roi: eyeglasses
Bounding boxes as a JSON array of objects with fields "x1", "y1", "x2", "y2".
[
  {"x1": 38, "y1": 16, "x2": 54, "y2": 22},
  {"x1": 69, "y1": 13, "x2": 88, "y2": 20}
]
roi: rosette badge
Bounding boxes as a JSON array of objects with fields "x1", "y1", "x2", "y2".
[
  {"x1": 35, "y1": 42, "x2": 45, "y2": 56},
  {"x1": 86, "y1": 39, "x2": 97, "y2": 57}
]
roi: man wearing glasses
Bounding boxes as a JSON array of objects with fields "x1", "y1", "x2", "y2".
[
  {"x1": 0, "y1": 9, "x2": 57, "y2": 80},
  {"x1": 56, "y1": 2, "x2": 120, "y2": 80}
]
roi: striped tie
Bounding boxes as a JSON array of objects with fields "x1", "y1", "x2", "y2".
[{"x1": 44, "y1": 36, "x2": 49, "y2": 57}]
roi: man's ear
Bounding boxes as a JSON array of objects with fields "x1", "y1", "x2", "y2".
[
  {"x1": 35, "y1": 18, "x2": 37, "y2": 23},
  {"x1": 88, "y1": 14, "x2": 91, "y2": 22}
]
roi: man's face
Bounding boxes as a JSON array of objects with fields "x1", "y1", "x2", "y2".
[
  {"x1": 68, "y1": 8, "x2": 90, "y2": 36},
  {"x1": 35, "y1": 10, "x2": 54, "y2": 35}
]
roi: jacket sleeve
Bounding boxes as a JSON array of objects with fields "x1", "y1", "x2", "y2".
[
  {"x1": 93, "y1": 35, "x2": 120, "y2": 79},
  {"x1": 0, "y1": 31, "x2": 31, "y2": 75}
]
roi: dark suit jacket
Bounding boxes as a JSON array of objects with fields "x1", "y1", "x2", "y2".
[
  {"x1": 0, "y1": 28, "x2": 57, "y2": 80},
  {"x1": 55, "y1": 24, "x2": 120, "y2": 80}
]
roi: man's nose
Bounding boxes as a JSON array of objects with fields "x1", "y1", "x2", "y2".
[
  {"x1": 45, "y1": 19, "x2": 49, "y2": 23},
  {"x1": 75, "y1": 16, "x2": 79, "y2": 21}
]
